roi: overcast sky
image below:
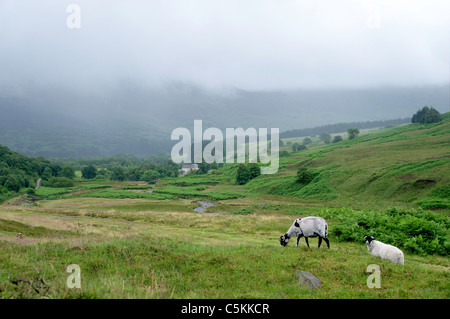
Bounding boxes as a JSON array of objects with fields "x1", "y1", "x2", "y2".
[{"x1": 0, "y1": 0, "x2": 449, "y2": 93}]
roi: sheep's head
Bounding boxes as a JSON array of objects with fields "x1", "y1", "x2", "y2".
[
  {"x1": 280, "y1": 234, "x2": 289, "y2": 247},
  {"x1": 364, "y1": 235, "x2": 374, "y2": 245}
]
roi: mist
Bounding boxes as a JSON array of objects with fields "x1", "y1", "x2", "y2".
[{"x1": 0, "y1": 0, "x2": 449, "y2": 157}]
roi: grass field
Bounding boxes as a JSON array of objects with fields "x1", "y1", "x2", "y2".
[{"x1": 0, "y1": 119, "x2": 449, "y2": 299}]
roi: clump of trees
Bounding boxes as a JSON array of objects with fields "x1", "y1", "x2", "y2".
[
  {"x1": 0, "y1": 145, "x2": 49, "y2": 193},
  {"x1": 347, "y1": 128, "x2": 360, "y2": 140},
  {"x1": 186, "y1": 162, "x2": 220, "y2": 176},
  {"x1": 236, "y1": 163, "x2": 261, "y2": 185},
  {"x1": 292, "y1": 143, "x2": 307, "y2": 152},
  {"x1": 82, "y1": 165, "x2": 97, "y2": 179},
  {"x1": 411, "y1": 106, "x2": 443, "y2": 124},
  {"x1": 319, "y1": 132, "x2": 331, "y2": 144},
  {"x1": 332, "y1": 135, "x2": 343, "y2": 143},
  {"x1": 45, "y1": 177, "x2": 74, "y2": 188},
  {"x1": 296, "y1": 167, "x2": 316, "y2": 184}
]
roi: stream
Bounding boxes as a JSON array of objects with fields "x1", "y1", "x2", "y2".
[{"x1": 193, "y1": 200, "x2": 216, "y2": 213}]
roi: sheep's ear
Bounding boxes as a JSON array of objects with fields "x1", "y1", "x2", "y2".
[{"x1": 294, "y1": 220, "x2": 300, "y2": 227}]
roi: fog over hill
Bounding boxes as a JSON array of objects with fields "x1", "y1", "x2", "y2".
[
  {"x1": 0, "y1": 83, "x2": 448, "y2": 158},
  {"x1": 0, "y1": 1, "x2": 448, "y2": 157}
]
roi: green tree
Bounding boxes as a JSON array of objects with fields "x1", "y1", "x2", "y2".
[
  {"x1": 198, "y1": 162, "x2": 209, "y2": 174},
  {"x1": 210, "y1": 162, "x2": 218, "y2": 170},
  {"x1": 41, "y1": 167, "x2": 53, "y2": 180},
  {"x1": 111, "y1": 167, "x2": 126, "y2": 181},
  {"x1": 319, "y1": 133, "x2": 331, "y2": 144},
  {"x1": 412, "y1": 106, "x2": 443, "y2": 124},
  {"x1": 248, "y1": 163, "x2": 261, "y2": 179},
  {"x1": 4, "y1": 175, "x2": 21, "y2": 192},
  {"x1": 143, "y1": 170, "x2": 161, "y2": 183},
  {"x1": 292, "y1": 143, "x2": 307, "y2": 152},
  {"x1": 46, "y1": 177, "x2": 75, "y2": 188},
  {"x1": 236, "y1": 164, "x2": 251, "y2": 185},
  {"x1": 60, "y1": 165, "x2": 75, "y2": 179},
  {"x1": 296, "y1": 167, "x2": 315, "y2": 184},
  {"x1": 303, "y1": 137, "x2": 313, "y2": 145},
  {"x1": 347, "y1": 128, "x2": 360, "y2": 140},
  {"x1": 332, "y1": 135, "x2": 343, "y2": 143},
  {"x1": 82, "y1": 165, "x2": 97, "y2": 179}
]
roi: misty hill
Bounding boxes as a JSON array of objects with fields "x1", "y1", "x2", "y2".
[
  {"x1": 279, "y1": 118, "x2": 410, "y2": 139},
  {"x1": 248, "y1": 113, "x2": 450, "y2": 209},
  {"x1": 0, "y1": 83, "x2": 448, "y2": 158}
]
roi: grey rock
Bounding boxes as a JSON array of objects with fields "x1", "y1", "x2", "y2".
[{"x1": 296, "y1": 270, "x2": 322, "y2": 289}]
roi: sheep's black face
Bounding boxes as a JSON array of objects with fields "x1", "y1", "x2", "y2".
[
  {"x1": 364, "y1": 235, "x2": 374, "y2": 245},
  {"x1": 280, "y1": 235, "x2": 289, "y2": 247}
]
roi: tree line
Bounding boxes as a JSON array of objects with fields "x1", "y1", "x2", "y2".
[{"x1": 280, "y1": 118, "x2": 410, "y2": 139}]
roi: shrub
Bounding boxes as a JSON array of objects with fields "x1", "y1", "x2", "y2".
[
  {"x1": 231, "y1": 208, "x2": 253, "y2": 215},
  {"x1": 46, "y1": 177, "x2": 75, "y2": 188},
  {"x1": 320, "y1": 207, "x2": 449, "y2": 256},
  {"x1": 418, "y1": 198, "x2": 450, "y2": 209},
  {"x1": 143, "y1": 170, "x2": 161, "y2": 183},
  {"x1": 236, "y1": 164, "x2": 250, "y2": 185},
  {"x1": 248, "y1": 163, "x2": 261, "y2": 179},
  {"x1": 332, "y1": 135, "x2": 343, "y2": 143},
  {"x1": 296, "y1": 167, "x2": 316, "y2": 184}
]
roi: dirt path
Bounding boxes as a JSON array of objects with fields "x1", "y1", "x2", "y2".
[{"x1": 35, "y1": 178, "x2": 42, "y2": 190}]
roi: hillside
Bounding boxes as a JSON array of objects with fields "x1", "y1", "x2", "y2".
[
  {"x1": 0, "y1": 116, "x2": 448, "y2": 299},
  {"x1": 248, "y1": 114, "x2": 450, "y2": 210},
  {"x1": 1, "y1": 84, "x2": 448, "y2": 158},
  {"x1": 0, "y1": 145, "x2": 50, "y2": 194}
]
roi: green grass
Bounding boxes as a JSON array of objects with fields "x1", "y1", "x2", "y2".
[
  {"x1": 35, "y1": 187, "x2": 70, "y2": 198},
  {"x1": 79, "y1": 189, "x2": 175, "y2": 200},
  {"x1": 152, "y1": 186, "x2": 243, "y2": 200},
  {"x1": 0, "y1": 208, "x2": 448, "y2": 299},
  {"x1": 0, "y1": 119, "x2": 449, "y2": 299},
  {"x1": 74, "y1": 184, "x2": 111, "y2": 190}
]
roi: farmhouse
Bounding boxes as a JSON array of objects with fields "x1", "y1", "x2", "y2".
[{"x1": 180, "y1": 164, "x2": 199, "y2": 175}]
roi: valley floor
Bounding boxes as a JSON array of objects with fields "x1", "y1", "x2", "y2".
[{"x1": 0, "y1": 189, "x2": 448, "y2": 299}]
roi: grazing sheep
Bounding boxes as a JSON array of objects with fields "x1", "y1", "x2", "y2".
[
  {"x1": 364, "y1": 236, "x2": 404, "y2": 265},
  {"x1": 280, "y1": 216, "x2": 330, "y2": 248}
]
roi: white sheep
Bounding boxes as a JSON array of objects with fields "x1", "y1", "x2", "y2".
[
  {"x1": 280, "y1": 216, "x2": 330, "y2": 248},
  {"x1": 364, "y1": 236, "x2": 404, "y2": 265}
]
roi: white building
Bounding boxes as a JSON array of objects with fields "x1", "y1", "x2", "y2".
[{"x1": 180, "y1": 164, "x2": 199, "y2": 175}]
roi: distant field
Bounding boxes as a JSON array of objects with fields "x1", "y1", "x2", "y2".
[{"x1": 0, "y1": 119, "x2": 449, "y2": 298}]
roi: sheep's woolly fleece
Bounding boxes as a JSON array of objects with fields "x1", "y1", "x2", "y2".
[{"x1": 365, "y1": 236, "x2": 404, "y2": 265}]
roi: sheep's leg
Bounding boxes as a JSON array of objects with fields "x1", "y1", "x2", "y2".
[
  {"x1": 296, "y1": 234, "x2": 303, "y2": 247},
  {"x1": 304, "y1": 237, "x2": 310, "y2": 248},
  {"x1": 324, "y1": 237, "x2": 330, "y2": 249},
  {"x1": 318, "y1": 237, "x2": 322, "y2": 248}
]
